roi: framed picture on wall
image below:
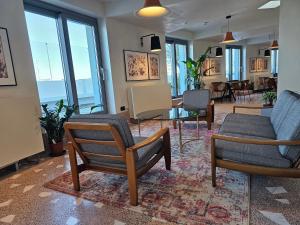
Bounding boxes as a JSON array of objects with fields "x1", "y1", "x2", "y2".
[
  {"x1": 148, "y1": 53, "x2": 160, "y2": 80},
  {"x1": 263, "y1": 58, "x2": 268, "y2": 72},
  {"x1": 0, "y1": 27, "x2": 16, "y2": 86},
  {"x1": 256, "y1": 58, "x2": 266, "y2": 72},
  {"x1": 249, "y1": 57, "x2": 257, "y2": 73},
  {"x1": 124, "y1": 50, "x2": 149, "y2": 81},
  {"x1": 209, "y1": 58, "x2": 221, "y2": 75}
]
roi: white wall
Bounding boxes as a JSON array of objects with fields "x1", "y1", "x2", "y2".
[
  {"x1": 246, "y1": 44, "x2": 271, "y2": 79},
  {"x1": 0, "y1": 0, "x2": 43, "y2": 168},
  {"x1": 105, "y1": 18, "x2": 167, "y2": 113},
  {"x1": 278, "y1": 0, "x2": 300, "y2": 94}
]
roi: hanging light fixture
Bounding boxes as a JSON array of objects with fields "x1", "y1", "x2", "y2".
[
  {"x1": 137, "y1": 0, "x2": 169, "y2": 17},
  {"x1": 140, "y1": 34, "x2": 161, "y2": 52},
  {"x1": 222, "y1": 15, "x2": 237, "y2": 43},
  {"x1": 270, "y1": 40, "x2": 279, "y2": 50},
  {"x1": 269, "y1": 32, "x2": 279, "y2": 50}
]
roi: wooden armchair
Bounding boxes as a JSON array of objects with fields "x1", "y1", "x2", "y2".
[
  {"x1": 177, "y1": 89, "x2": 214, "y2": 129},
  {"x1": 211, "y1": 90, "x2": 300, "y2": 187},
  {"x1": 64, "y1": 114, "x2": 171, "y2": 206}
]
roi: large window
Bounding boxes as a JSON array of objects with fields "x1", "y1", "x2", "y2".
[
  {"x1": 271, "y1": 49, "x2": 279, "y2": 75},
  {"x1": 25, "y1": 1, "x2": 106, "y2": 114},
  {"x1": 226, "y1": 45, "x2": 242, "y2": 81},
  {"x1": 166, "y1": 38, "x2": 188, "y2": 97}
]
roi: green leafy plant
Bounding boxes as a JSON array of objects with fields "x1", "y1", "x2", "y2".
[
  {"x1": 40, "y1": 99, "x2": 78, "y2": 144},
  {"x1": 262, "y1": 91, "x2": 277, "y2": 105},
  {"x1": 183, "y1": 46, "x2": 214, "y2": 89}
]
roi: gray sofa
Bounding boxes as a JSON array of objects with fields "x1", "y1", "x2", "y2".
[{"x1": 211, "y1": 90, "x2": 300, "y2": 186}]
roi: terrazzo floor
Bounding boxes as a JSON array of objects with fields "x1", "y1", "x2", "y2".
[{"x1": 1, "y1": 95, "x2": 298, "y2": 225}]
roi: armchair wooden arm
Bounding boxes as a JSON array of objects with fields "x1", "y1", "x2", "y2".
[
  {"x1": 210, "y1": 133, "x2": 300, "y2": 187},
  {"x1": 233, "y1": 104, "x2": 263, "y2": 113},
  {"x1": 211, "y1": 134, "x2": 300, "y2": 146},
  {"x1": 127, "y1": 127, "x2": 170, "y2": 152}
]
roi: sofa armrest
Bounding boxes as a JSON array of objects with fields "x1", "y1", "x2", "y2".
[
  {"x1": 211, "y1": 134, "x2": 300, "y2": 146},
  {"x1": 233, "y1": 104, "x2": 263, "y2": 113},
  {"x1": 127, "y1": 127, "x2": 170, "y2": 153}
]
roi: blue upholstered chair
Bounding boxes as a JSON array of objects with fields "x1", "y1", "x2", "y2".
[
  {"x1": 211, "y1": 90, "x2": 300, "y2": 186},
  {"x1": 64, "y1": 114, "x2": 171, "y2": 206}
]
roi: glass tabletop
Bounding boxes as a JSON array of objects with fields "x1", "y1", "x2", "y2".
[{"x1": 136, "y1": 108, "x2": 201, "y2": 121}]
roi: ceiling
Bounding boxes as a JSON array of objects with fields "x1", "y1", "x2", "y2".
[{"x1": 100, "y1": 0, "x2": 279, "y2": 43}]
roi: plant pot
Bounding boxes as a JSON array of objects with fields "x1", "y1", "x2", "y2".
[{"x1": 49, "y1": 142, "x2": 65, "y2": 157}]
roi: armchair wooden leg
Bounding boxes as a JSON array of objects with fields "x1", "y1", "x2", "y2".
[
  {"x1": 126, "y1": 151, "x2": 138, "y2": 206},
  {"x1": 211, "y1": 138, "x2": 216, "y2": 187},
  {"x1": 68, "y1": 143, "x2": 80, "y2": 191},
  {"x1": 163, "y1": 129, "x2": 171, "y2": 170}
]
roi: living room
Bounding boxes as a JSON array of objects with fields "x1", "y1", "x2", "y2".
[{"x1": 0, "y1": 0, "x2": 299, "y2": 224}]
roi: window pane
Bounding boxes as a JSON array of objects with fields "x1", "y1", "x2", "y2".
[
  {"x1": 166, "y1": 43, "x2": 176, "y2": 96},
  {"x1": 175, "y1": 44, "x2": 187, "y2": 96},
  {"x1": 232, "y1": 49, "x2": 241, "y2": 80},
  {"x1": 67, "y1": 20, "x2": 103, "y2": 114},
  {"x1": 225, "y1": 49, "x2": 230, "y2": 80},
  {"x1": 25, "y1": 12, "x2": 68, "y2": 108}
]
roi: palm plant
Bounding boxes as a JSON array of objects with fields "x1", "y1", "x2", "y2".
[
  {"x1": 183, "y1": 46, "x2": 214, "y2": 89},
  {"x1": 40, "y1": 99, "x2": 78, "y2": 144}
]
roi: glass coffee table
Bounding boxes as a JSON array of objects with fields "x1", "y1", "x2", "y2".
[{"x1": 136, "y1": 108, "x2": 202, "y2": 152}]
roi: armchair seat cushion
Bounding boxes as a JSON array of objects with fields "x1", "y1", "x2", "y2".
[
  {"x1": 215, "y1": 132, "x2": 291, "y2": 168},
  {"x1": 89, "y1": 136, "x2": 163, "y2": 169},
  {"x1": 220, "y1": 113, "x2": 276, "y2": 139},
  {"x1": 133, "y1": 137, "x2": 163, "y2": 168}
]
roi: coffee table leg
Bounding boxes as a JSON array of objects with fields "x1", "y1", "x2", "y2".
[
  {"x1": 178, "y1": 120, "x2": 183, "y2": 152},
  {"x1": 197, "y1": 115, "x2": 199, "y2": 138},
  {"x1": 138, "y1": 120, "x2": 141, "y2": 136}
]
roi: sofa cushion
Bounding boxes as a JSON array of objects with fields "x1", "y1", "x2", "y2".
[
  {"x1": 271, "y1": 90, "x2": 299, "y2": 134},
  {"x1": 88, "y1": 136, "x2": 163, "y2": 169},
  {"x1": 220, "y1": 113, "x2": 276, "y2": 139},
  {"x1": 215, "y1": 132, "x2": 291, "y2": 168},
  {"x1": 276, "y1": 98, "x2": 300, "y2": 163}
]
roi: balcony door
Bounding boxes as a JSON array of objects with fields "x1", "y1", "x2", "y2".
[
  {"x1": 226, "y1": 46, "x2": 243, "y2": 81},
  {"x1": 25, "y1": 1, "x2": 106, "y2": 114},
  {"x1": 166, "y1": 38, "x2": 188, "y2": 97}
]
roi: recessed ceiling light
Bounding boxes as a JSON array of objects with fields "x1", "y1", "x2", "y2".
[{"x1": 258, "y1": 1, "x2": 280, "y2": 10}]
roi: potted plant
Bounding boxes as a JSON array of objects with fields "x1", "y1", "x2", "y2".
[
  {"x1": 40, "y1": 100, "x2": 78, "y2": 156},
  {"x1": 183, "y1": 47, "x2": 213, "y2": 89},
  {"x1": 262, "y1": 91, "x2": 277, "y2": 106}
]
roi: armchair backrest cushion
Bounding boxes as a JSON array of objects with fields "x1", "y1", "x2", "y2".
[
  {"x1": 272, "y1": 90, "x2": 300, "y2": 163},
  {"x1": 68, "y1": 114, "x2": 134, "y2": 158},
  {"x1": 182, "y1": 89, "x2": 210, "y2": 111},
  {"x1": 271, "y1": 90, "x2": 299, "y2": 133}
]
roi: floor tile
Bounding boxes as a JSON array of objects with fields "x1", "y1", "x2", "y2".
[
  {"x1": 66, "y1": 216, "x2": 79, "y2": 225},
  {"x1": 38, "y1": 192, "x2": 52, "y2": 198},
  {"x1": 9, "y1": 183, "x2": 21, "y2": 189},
  {"x1": 10, "y1": 174, "x2": 21, "y2": 180},
  {"x1": 23, "y1": 185, "x2": 35, "y2": 193},
  {"x1": 265, "y1": 186, "x2": 287, "y2": 194},
  {"x1": 114, "y1": 220, "x2": 126, "y2": 225},
  {"x1": 275, "y1": 199, "x2": 290, "y2": 204},
  {"x1": 0, "y1": 199, "x2": 13, "y2": 208},
  {"x1": 0, "y1": 215, "x2": 15, "y2": 224},
  {"x1": 259, "y1": 211, "x2": 290, "y2": 225},
  {"x1": 94, "y1": 202, "x2": 104, "y2": 208}
]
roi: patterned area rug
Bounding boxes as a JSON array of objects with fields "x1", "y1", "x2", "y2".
[{"x1": 45, "y1": 119, "x2": 249, "y2": 225}]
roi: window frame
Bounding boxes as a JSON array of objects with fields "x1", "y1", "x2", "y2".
[
  {"x1": 24, "y1": 0, "x2": 107, "y2": 113},
  {"x1": 166, "y1": 37, "x2": 189, "y2": 98}
]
